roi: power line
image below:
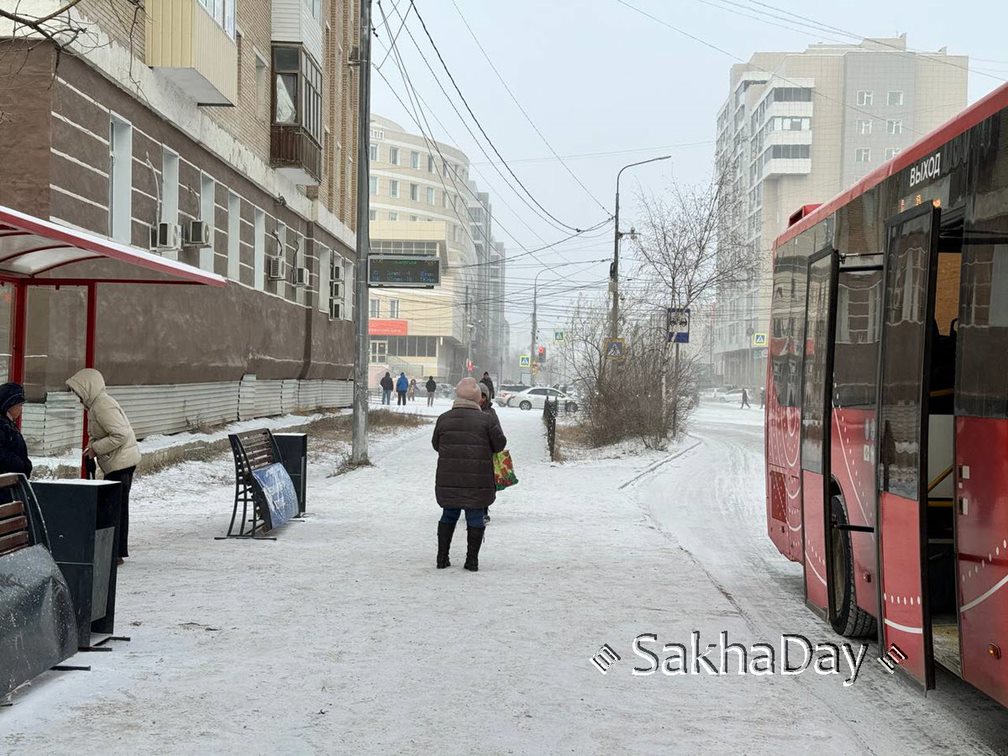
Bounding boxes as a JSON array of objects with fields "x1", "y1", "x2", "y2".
[
  {"x1": 406, "y1": 0, "x2": 607, "y2": 233},
  {"x1": 470, "y1": 141, "x2": 715, "y2": 167},
  {"x1": 448, "y1": 0, "x2": 613, "y2": 215}
]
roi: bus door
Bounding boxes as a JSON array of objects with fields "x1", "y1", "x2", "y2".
[
  {"x1": 800, "y1": 248, "x2": 838, "y2": 617},
  {"x1": 874, "y1": 203, "x2": 941, "y2": 690}
]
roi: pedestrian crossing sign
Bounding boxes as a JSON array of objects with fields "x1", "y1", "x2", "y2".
[
  {"x1": 603, "y1": 338, "x2": 626, "y2": 360},
  {"x1": 519, "y1": 354, "x2": 531, "y2": 368},
  {"x1": 751, "y1": 332, "x2": 768, "y2": 347}
]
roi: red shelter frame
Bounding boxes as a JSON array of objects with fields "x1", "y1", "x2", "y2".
[{"x1": 0, "y1": 206, "x2": 226, "y2": 474}]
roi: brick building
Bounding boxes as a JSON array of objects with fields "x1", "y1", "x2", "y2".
[{"x1": 0, "y1": 0, "x2": 361, "y2": 452}]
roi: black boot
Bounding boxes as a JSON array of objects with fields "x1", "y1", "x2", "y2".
[
  {"x1": 464, "y1": 527, "x2": 485, "y2": 572},
  {"x1": 437, "y1": 522, "x2": 455, "y2": 569}
]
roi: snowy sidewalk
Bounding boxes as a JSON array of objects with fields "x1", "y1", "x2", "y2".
[{"x1": 4, "y1": 403, "x2": 1005, "y2": 753}]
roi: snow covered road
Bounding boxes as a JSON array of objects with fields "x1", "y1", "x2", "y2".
[{"x1": 3, "y1": 401, "x2": 1008, "y2": 754}]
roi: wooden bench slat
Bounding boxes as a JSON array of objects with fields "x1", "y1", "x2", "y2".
[
  {"x1": 0, "y1": 500, "x2": 25, "y2": 520},
  {"x1": 0, "y1": 530, "x2": 29, "y2": 556},
  {"x1": 0, "y1": 515, "x2": 27, "y2": 537}
]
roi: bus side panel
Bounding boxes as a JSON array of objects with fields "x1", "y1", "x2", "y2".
[
  {"x1": 802, "y1": 470, "x2": 828, "y2": 612},
  {"x1": 956, "y1": 416, "x2": 1008, "y2": 708},
  {"x1": 767, "y1": 378, "x2": 803, "y2": 561},
  {"x1": 831, "y1": 406, "x2": 878, "y2": 617},
  {"x1": 879, "y1": 491, "x2": 928, "y2": 682}
]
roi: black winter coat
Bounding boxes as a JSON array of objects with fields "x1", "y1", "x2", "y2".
[
  {"x1": 425, "y1": 378, "x2": 437, "y2": 393},
  {"x1": 380, "y1": 375, "x2": 394, "y2": 391},
  {"x1": 0, "y1": 415, "x2": 31, "y2": 480},
  {"x1": 432, "y1": 401, "x2": 507, "y2": 508}
]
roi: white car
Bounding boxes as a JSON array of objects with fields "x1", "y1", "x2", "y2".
[{"x1": 507, "y1": 387, "x2": 579, "y2": 413}]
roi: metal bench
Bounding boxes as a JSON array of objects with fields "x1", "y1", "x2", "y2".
[{"x1": 220, "y1": 429, "x2": 301, "y2": 540}]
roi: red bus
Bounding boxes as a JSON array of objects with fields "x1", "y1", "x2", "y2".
[{"x1": 766, "y1": 80, "x2": 1008, "y2": 705}]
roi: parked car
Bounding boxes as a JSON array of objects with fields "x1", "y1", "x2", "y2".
[
  {"x1": 495, "y1": 383, "x2": 529, "y2": 407},
  {"x1": 507, "y1": 387, "x2": 579, "y2": 413}
]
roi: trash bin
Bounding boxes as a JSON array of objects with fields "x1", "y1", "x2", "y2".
[
  {"x1": 31, "y1": 479, "x2": 122, "y2": 650},
  {"x1": 274, "y1": 433, "x2": 307, "y2": 515}
]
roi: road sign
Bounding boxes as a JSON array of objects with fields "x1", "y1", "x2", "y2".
[
  {"x1": 554, "y1": 330, "x2": 565, "y2": 342},
  {"x1": 603, "y1": 338, "x2": 626, "y2": 360},
  {"x1": 751, "y1": 332, "x2": 768, "y2": 347},
  {"x1": 667, "y1": 307, "x2": 690, "y2": 344},
  {"x1": 519, "y1": 354, "x2": 531, "y2": 368}
]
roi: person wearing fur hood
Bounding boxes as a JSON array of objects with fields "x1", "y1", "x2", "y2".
[
  {"x1": 66, "y1": 368, "x2": 141, "y2": 563},
  {"x1": 431, "y1": 377, "x2": 506, "y2": 571}
]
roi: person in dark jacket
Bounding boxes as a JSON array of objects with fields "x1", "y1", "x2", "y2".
[
  {"x1": 379, "y1": 372, "x2": 393, "y2": 405},
  {"x1": 0, "y1": 383, "x2": 31, "y2": 497},
  {"x1": 425, "y1": 376, "x2": 437, "y2": 407},
  {"x1": 480, "y1": 372, "x2": 495, "y2": 401},
  {"x1": 432, "y1": 377, "x2": 506, "y2": 571},
  {"x1": 395, "y1": 372, "x2": 409, "y2": 406}
]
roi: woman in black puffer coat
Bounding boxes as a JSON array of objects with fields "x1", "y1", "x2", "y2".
[
  {"x1": 0, "y1": 382, "x2": 31, "y2": 501},
  {"x1": 432, "y1": 377, "x2": 506, "y2": 572}
]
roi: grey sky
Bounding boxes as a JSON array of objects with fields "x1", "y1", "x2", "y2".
[{"x1": 370, "y1": 0, "x2": 1006, "y2": 341}]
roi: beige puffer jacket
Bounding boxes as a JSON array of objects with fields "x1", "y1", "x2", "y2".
[{"x1": 66, "y1": 369, "x2": 141, "y2": 474}]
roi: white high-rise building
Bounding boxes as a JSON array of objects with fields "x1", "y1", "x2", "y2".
[{"x1": 713, "y1": 36, "x2": 967, "y2": 388}]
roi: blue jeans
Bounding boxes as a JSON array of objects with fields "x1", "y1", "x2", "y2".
[
  {"x1": 382, "y1": 389, "x2": 391, "y2": 404},
  {"x1": 440, "y1": 507, "x2": 486, "y2": 528}
]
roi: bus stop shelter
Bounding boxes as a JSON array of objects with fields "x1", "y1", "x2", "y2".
[{"x1": 0, "y1": 205, "x2": 226, "y2": 466}]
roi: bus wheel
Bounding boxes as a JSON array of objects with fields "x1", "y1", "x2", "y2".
[{"x1": 829, "y1": 495, "x2": 876, "y2": 638}]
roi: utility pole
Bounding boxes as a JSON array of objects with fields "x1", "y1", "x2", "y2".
[{"x1": 350, "y1": 0, "x2": 372, "y2": 465}]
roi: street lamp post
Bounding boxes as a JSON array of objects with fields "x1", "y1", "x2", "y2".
[
  {"x1": 610, "y1": 155, "x2": 672, "y2": 341},
  {"x1": 530, "y1": 267, "x2": 550, "y2": 385}
]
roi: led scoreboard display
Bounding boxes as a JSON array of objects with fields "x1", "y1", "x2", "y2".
[{"x1": 367, "y1": 255, "x2": 440, "y2": 288}]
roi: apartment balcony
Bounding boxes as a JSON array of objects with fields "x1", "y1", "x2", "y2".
[
  {"x1": 270, "y1": 124, "x2": 322, "y2": 185},
  {"x1": 145, "y1": 0, "x2": 238, "y2": 106}
]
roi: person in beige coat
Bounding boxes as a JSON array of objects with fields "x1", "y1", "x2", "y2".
[{"x1": 66, "y1": 368, "x2": 141, "y2": 563}]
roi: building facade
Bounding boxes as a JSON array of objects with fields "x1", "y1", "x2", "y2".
[
  {"x1": 0, "y1": 0, "x2": 361, "y2": 452},
  {"x1": 367, "y1": 114, "x2": 504, "y2": 383},
  {"x1": 713, "y1": 37, "x2": 967, "y2": 388}
]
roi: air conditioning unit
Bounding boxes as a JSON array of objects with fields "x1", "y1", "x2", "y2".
[
  {"x1": 293, "y1": 266, "x2": 310, "y2": 288},
  {"x1": 329, "y1": 280, "x2": 342, "y2": 299},
  {"x1": 185, "y1": 220, "x2": 211, "y2": 247},
  {"x1": 331, "y1": 265, "x2": 342, "y2": 281},
  {"x1": 151, "y1": 222, "x2": 182, "y2": 251},
  {"x1": 329, "y1": 299, "x2": 342, "y2": 320},
  {"x1": 267, "y1": 256, "x2": 287, "y2": 281}
]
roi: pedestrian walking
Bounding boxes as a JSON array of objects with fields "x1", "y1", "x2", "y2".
[
  {"x1": 66, "y1": 368, "x2": 141, "y2": 565},
  {"x1": 425, "y1": 376, "x2": 437, "y2": 407},
  {"x1": 395, "y1": 372, "x2": 409, "y2": 406},
  {"x1": 0, "y1": 382, "x2": 31, "y2": 502},
  {"x1": 380, "y1": 372, "x2": 393, "y2": 405},
  {"x1": 480, "y1": 371, "x2": 495, "y2": 401},
  {"x1": 433, "y1": 377, "x2": 506, "y2": 572},
  {"x1": 408, "y1": 378, "x2": 418, "y2": 402},
  {"x1": 740, "y1": 388, "x2": 751, "y2": 409}
]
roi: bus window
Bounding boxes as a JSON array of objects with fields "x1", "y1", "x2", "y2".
[
  {"x1": 770, "y1": 250, "x2": 808, "y2": 408},
  {"x1": 833, "y1": 270, "x2": 882, "y2": 409},
  {"x1": 801, "y1": 255, "x2": 833, "y2": 472}
]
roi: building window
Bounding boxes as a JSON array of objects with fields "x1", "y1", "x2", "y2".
[
  {"x1": 858, "y1": 119, "x2": 872, "y2": 135},
  {"x1": 856, "y1": 148, "x2": 871, "y2": 163},
  {"x1": 254, "y1": 208, "x2": 265, "y2": 290},
  {"x1": 410, "y1": 215, "x2": 418, "y2": 222},
  {"x1": 427, "y1": 155, "x2": 435, "y2": 173},
  {"x1": 272, "y1": 46, "x2": 322, "y2": 144},
  {"x1": 389, "y1": 211, "x2": 398, "y2": 221},
  {"x1": 885, "y1": 147, "x2": 901, "y2": 160},
  {"x1": 161, "y1": 147, "x2": 179, "y2": 226},
  {"x1": 197, "y1": 0, "x2": 235, "y2": 38},
  {"x1": 389, "y1": 179, "x2": 399, "y2": 198},
  {"x1": 427, "y1": 187, "x2": 435, "y2": 205},
  {"x1": 442, "y1": 192, "x2": 448, "y2": 208},
  {"x1": 369, "y1": 176, "x2": 377, "y2": 195},
  {"x1": 388, "y1": 299, "x2": 400, "y2": 318},
  {"x1": 370, "y1": 340, "x2": 387, "y2": 363},
  {"x1": 108, "y1": 114, "x2": 133, "y2": 244},
  {"x1": 369, "y1": 209, "x2": 377, "y2": 221},
  {"x1": 410, "y1": 183, "x2": 419, "y2": 201},
  {"x1": 857, "y1": 90, "x2": 873, "y2": 107},
  {"x1": 303, "y1": 0, "x2": 320, "y2": 20},
  {"x1": 389, "y1": 146, "x2": 399, "y2": 165},
  {"x1": 200, "y1": 172, "x2": 215, "y2": 270},
  {"x1": 369, "y1": 143, "x2": 378, "y2": 161},
  {"x1": 887, "y1": 91, "x2": 904, "y2": 106},
  {"x1": 410, "y1": 151, "x2": 420, "y2": 169},
  {"x1": 887, "y1": 119, "x2": 903, "y2": 135},
  {"x1": 369, "y1": 298, "x2": 380, "y2": 318},
  {"x1": 227, "y1": 192, "x2": 240, "y2": 280},
  {"x1": 769, "y1": 144, "x2": 811, "y2": 159},
  {"x1": 772, "y1": 87, "x2": 812, "y2": 102}
]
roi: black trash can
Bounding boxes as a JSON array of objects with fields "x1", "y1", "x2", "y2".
[{"x1": 273, "y1": 433, "x2": 307, "y2": 515}]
